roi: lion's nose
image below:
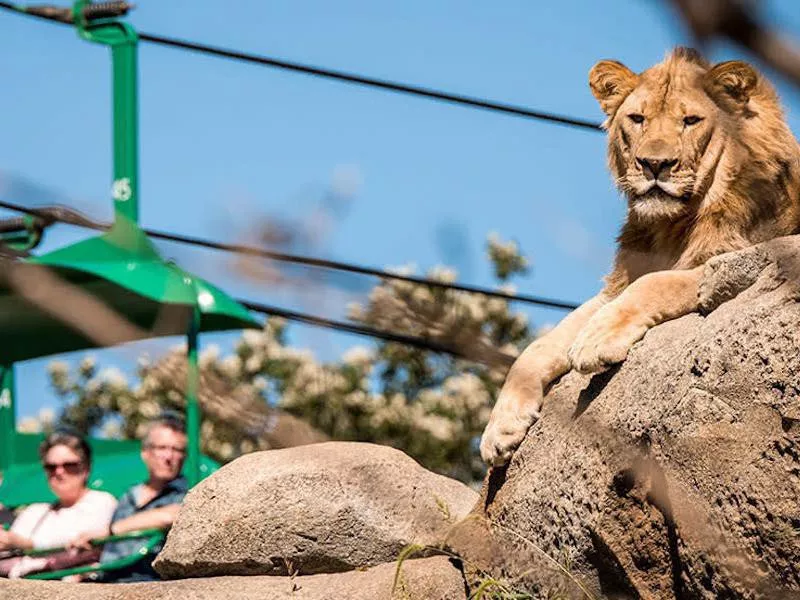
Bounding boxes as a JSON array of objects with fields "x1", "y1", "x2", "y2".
[{"x1": 636, "y1": 156, "x2": 678, "y2": 180}]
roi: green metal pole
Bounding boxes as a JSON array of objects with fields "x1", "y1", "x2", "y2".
[
  {"x1": 186, "y1": 307, "x2": 201, "y2": 486},
  {"x1": 0, "y1": 365, "x2": 16, "y2": 473},
  {"x1": 110, "y1": 40, "x2": 139, "y2": 225},
  {"x1": 73, "y1": 1, "x2": 139, "y2": 227}
]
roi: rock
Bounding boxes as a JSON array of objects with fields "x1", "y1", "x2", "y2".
[
  {"x1": 450, "y1": 236, "x2": 800, "y2": 600},
  {"x1": 0, "y1": 556, "x2": 466, "y2": 599},
  {"x1": 155, "y1": 441, "x2": 477, "y2": 578}
]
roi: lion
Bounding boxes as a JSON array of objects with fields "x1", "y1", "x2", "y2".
[{"x1": 480, "y1": 47, "x2": 800, "y2": 466}]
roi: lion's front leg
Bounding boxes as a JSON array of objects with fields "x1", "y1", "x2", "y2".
[
  {"x1": 568, "y1": 267, "x2": 703, "y2": 374},
  {"x1": 480, "y1": 294, "x2": 608, "y2": 466},
  {"x1": 480, "y1": 370, "x2": 543, "y2": 467}
]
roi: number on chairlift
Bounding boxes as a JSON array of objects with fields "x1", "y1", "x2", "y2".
[{"x1": 112, "y1": 178, "x2": 132, "y2": 202}]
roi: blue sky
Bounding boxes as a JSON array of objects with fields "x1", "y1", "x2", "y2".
[{"x1": 2, "y1": 1, "x2": 800, "y2": 421}]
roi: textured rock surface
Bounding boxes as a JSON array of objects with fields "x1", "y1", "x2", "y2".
[
  {"x1": 451, "y1": 236, "x2": 800, "y2": 600},
  {"x1": 155, "y1": 441, "x2": 477, "y2": 578},
  {"x1": 0, "y1": 556, "x2": 466, "y2": 599}
]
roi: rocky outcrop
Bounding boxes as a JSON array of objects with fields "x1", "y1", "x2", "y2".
[
  {"x1": 155, "y1": 441, "x2": 477, "y2": 578},
  {"x1": 450, "y1": 236, "x2": 800, "y2": 599},
  {"x1": 22, "y1": 237, "x2": 798, "y2": 599},
  {"x1": 0, "y1": 556, "x2": 466, "y2": 599}
]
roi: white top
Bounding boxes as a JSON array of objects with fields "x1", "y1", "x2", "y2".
[{"x1": 10, "y1": 489, "x2": 117, "y2": 549}]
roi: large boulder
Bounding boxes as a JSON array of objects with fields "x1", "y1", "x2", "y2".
[
  {"x1": 450, "y1": 236, "x2": 800, "y2": 600},
  {"x1": 155, "y1": 441, "x2": 477, "y2": 578},
  {"x1": 0, "y1": 556, "x2": 466, "y2": 600}
]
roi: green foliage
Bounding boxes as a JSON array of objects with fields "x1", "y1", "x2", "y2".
[{"x1": 487, "y1": 233, "x2": 529, "y2": 282}]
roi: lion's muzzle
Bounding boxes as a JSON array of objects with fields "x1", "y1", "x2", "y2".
[{"x1": 636, "y1": 156, "x2": 678, "y2": 181}]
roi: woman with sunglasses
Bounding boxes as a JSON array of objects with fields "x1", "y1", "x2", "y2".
[{"x1": 0, "y1": 429, "x2": 117, "y2": 578}]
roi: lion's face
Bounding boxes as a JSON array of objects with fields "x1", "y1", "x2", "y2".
[
  {"x1": 590, "y1": 49, "x2": 758, "y2": 222},
  {"x1": 613, "y1": 66, "x2": 721, "y2": 218}
]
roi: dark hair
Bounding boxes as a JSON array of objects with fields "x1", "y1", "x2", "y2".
[
  {"x1": 38, "y1": 429, "x2": 92, "y2": 467},
  {"x1": 142, "y1": 411, "x2": 186, "y2": 444}
]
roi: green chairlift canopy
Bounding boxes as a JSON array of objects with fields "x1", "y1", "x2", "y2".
[
  {"x1": 0, "y1": 222, "x2": 259, "y2": 364},
  {"x1": 0, "y1": 221, "x2": 259, "y2": 496}
]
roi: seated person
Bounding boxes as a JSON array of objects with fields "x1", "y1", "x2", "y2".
[
  {"x1": 73, "y1": 413, "x2": 189, "y2": 582},
  {"x1": 0, "y1": 429, "x2": 117, "y2": 578}
]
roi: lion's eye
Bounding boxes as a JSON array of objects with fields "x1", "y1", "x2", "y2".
[
  {"x1": 628, "y1": 114, "x2": 645, "y2": 124},
  {"x1": 683, "y1": 115, "x2": 703, "y2": 126}
]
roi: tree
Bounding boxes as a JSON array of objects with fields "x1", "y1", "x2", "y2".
[{"x1": 42, "y1": 234, "x2": 538, "y2": 484}]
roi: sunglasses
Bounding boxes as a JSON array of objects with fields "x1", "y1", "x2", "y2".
[{"x1": 43, "y1": 461, "x2": 85, "y2": 475}]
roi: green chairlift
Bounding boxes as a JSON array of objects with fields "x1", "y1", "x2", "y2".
[{"x1": 0, "y1": 0, "x2": 259, "y2": 524}]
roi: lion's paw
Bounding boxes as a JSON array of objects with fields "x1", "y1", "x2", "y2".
[
  {"x1": 568, "y1": 307, "x2": 648, "y2": 374},
  {"x1": 480, "y1": 406, "x2": 539, "y2": 467}
]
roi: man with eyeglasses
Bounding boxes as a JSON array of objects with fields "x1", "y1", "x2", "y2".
[{"x1": 71, "y1": 413, "x2": 189, "y2": 582}]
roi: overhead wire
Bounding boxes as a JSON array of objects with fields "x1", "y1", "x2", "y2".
[
  {"x1": 238, "y1": 299, "x2": 514, "y2": 367},
  {"x1": 148, "y1": 230, "x2": 581, "y2": 311},
  {"x1": 0, "y1": 2, "x2": 587, "y2": 362},
  {"x1": 0, "y1": 2, "x2": 586, "y2": 311},
  {"x1": 0, "y1": 200, "x2": 519, "y2": 365},
  {"x1": 0, "y1": 200, "x2": 581, "y2": 310},
  {"x1": 137, "y1": 33, "x2": 603, "y2": 131},
  {"x1": 0, "y1": 1, "x2": 603, "y2": 132}
]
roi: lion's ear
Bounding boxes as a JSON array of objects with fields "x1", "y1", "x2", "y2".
[
  {"x1": 589, "y1": 60, "x2": 638, "y2": 116},
  {"x1": 705, "y1": 61, "x2": 758, "y2": 106}
]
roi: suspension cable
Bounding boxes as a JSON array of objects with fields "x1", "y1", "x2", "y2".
[
  {"x1": 0, "y1": 2, "x2": 603, "y2": 132},
  {"x1": 0, "y1": 200, "x2": 580, "y2": 310}
]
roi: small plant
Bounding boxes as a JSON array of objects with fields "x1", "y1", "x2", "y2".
[
  {"x1": 391, "y1": 543, "x2": 426, "y2": 597},
  {"x1": 472, "y1": 575, "x2": 532, "y2": 599},
  {"x1": 433, "y1": 494, "x2": 452, "y2": 522},
  {"x1": 491, "y1": 523, "x2": 596, "y2": 600},
  {"x1": 282, "y1": 557, "x2": 300, "y2": 595}
]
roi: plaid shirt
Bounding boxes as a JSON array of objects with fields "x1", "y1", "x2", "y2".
[{"x1": 97, "y1": 476, "x2": 188, "y2": 582}]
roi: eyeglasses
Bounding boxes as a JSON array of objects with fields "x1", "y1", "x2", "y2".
[
  {"x1": 144, "y1": 444, "x2": 187, "y2": 455},
  {"x1": 43, "y1": 461, "x2": 85, "y2": 475}
]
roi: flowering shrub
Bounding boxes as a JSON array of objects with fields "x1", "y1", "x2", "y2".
[{"x1": 45, "y1": 235, "x2": 539, "y2": 483}]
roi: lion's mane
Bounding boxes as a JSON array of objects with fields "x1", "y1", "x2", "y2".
[{"x1": 600, "y1": 48, "x2": 800, "y2": 295}]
